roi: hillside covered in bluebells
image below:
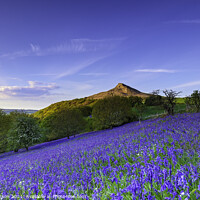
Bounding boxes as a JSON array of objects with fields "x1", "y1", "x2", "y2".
[
  {"x1": 0, "y1": 113, "x2": 199, "y2": 199},
  {"x1": 1, "y1": 90, "x2": 199, "y2": 154}
]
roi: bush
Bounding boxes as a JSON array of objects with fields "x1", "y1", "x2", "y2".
[
  {"x1": 92, "y1": 96, "x2": 132, "y2": 130},
  {"x1": 130, "y1": 110, "x2": 139, "y2": 121},
  {"x1": 185, "y1": 90, "x2": 200, "y2": 112},
  {"x1": 128, "y1": 96, "x2": 143, "y2": 107},
  {"x1": 78, "y1": 106, "x2": 92, "y2": 117},
  {"x1": 41, "y1": 108, "x2": 86, "y2": 140},
  {"x1": 145, "y1": 95, "x2": 163, "y2": 106},
  {"x1": 145, "y1": 90, "x2": 163, "y2": 106},
  {"x1": 84, "y1": 116, "x2": 94, "y2": 132},
  {"x1": 135, "y1": 103, "x2": 146, "y2": 122}
]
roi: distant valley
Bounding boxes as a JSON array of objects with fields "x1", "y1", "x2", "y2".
[{"x1": 2, "y1": 109, "x2": 38, "y2": 114}]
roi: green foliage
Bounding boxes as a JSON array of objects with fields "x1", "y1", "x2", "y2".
[
  {"x1": 0, "y1": 110, "x2": 10, "y2": 133},
  {"x1": 145, "y1": 91, "x2": 163, "y2": 106},
  {"x1": 0, "y1": 110, "x2": 11, "y2": 153},
  {"x1": 185, "y1": 90, "x2": 200, "y2": 113},
  {"x1": 84, "y1": 117, "x2": 94, "y2": 132},
  {"x1": 7, "y1": 116, "x2": 41, "y2": 151},
  {"x1": 162, "y1": 89, "x2": 181, "y2": 115},
  {"x1": 145, "y1": 90, "x2": 163, "y2": 106},
  {"x1": 128, "y1": 96, "x2": 143, "y2": 107},
  {"x1": 191, "y1": 90, "x2": 200, "y2": 112},
  {"x1": 130, "y1": 110, "x2": 139, "y2": 121},
  {"x1": 9, "y1": 110, "x2": 28, "y2": 119},
  {"x1": 34, "y1": 97, "x2": 97, "y2": 120},
  {"x1": 78, "y1": 105, "x2": 92, "y2": 117},
  {"x1": 92, "y1": 96, "x2": 132, "y2": 130},
  {"x1": 0, "y1": 110, "x2": 31, "y2": 153},
  {"x1": 41, "y1": 108, "x2": 86, "y2": 140},
  {"x1": 135, "y1": 103, "x2": 146, "y2": 121}
]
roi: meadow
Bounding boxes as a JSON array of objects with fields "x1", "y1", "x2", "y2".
[
  {"x1": 132, "y1": 103, "x2": 186, "y2": 120},
  {"x1": 0, "y1": 113, "x2": 199, "y2": 199}
]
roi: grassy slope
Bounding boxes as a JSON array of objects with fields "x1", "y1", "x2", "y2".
[
  {"x1": 176, "y1": 97, "x2": 185, "y2": 104},
  {"x1": 34, "y1": 97, "x2": 97, "y2": 119},
  {"x1": 133, "y1": 99, "x2": 186, "y2": 120},
  {"x1": 34, "y1": 96, "x2": 186, "y2": 120}
]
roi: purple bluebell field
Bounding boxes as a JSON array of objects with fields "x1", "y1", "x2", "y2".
[{"x1": 0, "y1": 113, "x2": 200, "y2": 199}]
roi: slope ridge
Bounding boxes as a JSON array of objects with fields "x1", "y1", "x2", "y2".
[
  {"x1": 34, "y1": 83, "x2": 150, "y2": 119},
  {"x1": 87, "y1": 83, "x2": 150, "y2": 99}
]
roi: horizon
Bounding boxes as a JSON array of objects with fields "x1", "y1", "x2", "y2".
[{"x1": 0, "y1": 0, "x2": 200, "y2": 109}]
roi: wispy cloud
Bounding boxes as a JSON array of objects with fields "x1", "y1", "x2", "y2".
[
  {"x1": 80, "y1": 72, "x2": 108, "y2": 76},
  {"x1": 0, "y1": 38, "x2": 126, "y2": 59},
  {"x1": 29, "y1": 73, "x2": 58, "y2": 76},
  {"x1": 135, "y1": 69, "x2": 177, "y2": 73},
  {"x1": 27, "y1": 55, "x2": 110, "y2": 79},
  {"x1": 30, "y1": 43, "x2": 40, "y2": 53},
  {"x1": 45, "y1": 38, "x2": 126, "y2": 55},
  {"x1": 2, "y1": 76, "x2": 23, "y2": 81},
  {"x1": 166, "y1": 19, "x2": 200, "y2": 24},
  {"x1": 55, "y1": 56, "x2": 107, "y2": 79},
  {"x1": 0, "y1": 51, "x2": 30, "y2": 59},
  {"x1": 65, "y1": 81, "x2": 94, "y2": 91},
  {"x1": 172, "y1": 81, "x2": 200, "y2": 89},
  {"x1": 43, "y1": 40, "x2": 86, "y2": 55},
  {"x1": 1, "y1": 44, "x2": 41, "y2": 59},
  {"x1": 0, "y1": 81, "x2": 59, "y2": 98}
]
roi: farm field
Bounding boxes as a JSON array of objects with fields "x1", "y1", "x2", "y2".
[{"x1": 0, "y1": 113, "x2": 200, "y2": 199}]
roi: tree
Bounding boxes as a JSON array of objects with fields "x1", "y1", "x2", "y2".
[
  {"x1": 78, "y1": 106, "x2": 92, "y2": 117},
  {"x1": 42, "y1": 108, "x2": 86, "y2": 140},
  {"x1": 92, "y1": 96, "x2": 132, "y2": 130},
  {"x1": 0, "y1": 110, "x2": 11, "y2": 153},
  {"x1": 128, "y1": 96, "x2": 143, "y2": 107},
  {"x1": 145, "y1": 90, "x2": 163, "y2": 106},
  {"x1": 162, "y1": 89, "x2": 181, "y2": 115},
  {"x1": 135, "y1": 102, "x2": 146, "y2": 123},
  {"x1": 152, "y1": 90, "x2": 160, "y2": 96},
  {"x1": 185, "y1": 96, "x2": 193, "y2": 112},
  {"x1": 191, "y1": 90, "x2": 200, "y2": 112},
  {"x1": 8, "y1": 116, "x2": 41, "y2": 151},
  {"x1": 9, "y1": 110, "x2": 28, "y2": 120},
  {"x1": 185, "y1": 90, "x2": 200, "y2": 112}
]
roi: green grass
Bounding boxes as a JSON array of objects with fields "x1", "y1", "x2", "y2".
[
  {"x1": 142, "y1": 106, "x2": 165, "y2": 117},
  {"x1": 132, "y1": 103, "x2": 187, "y2": 120},
  {"x1": 174, "y1": 103, "x2": 186, "y2": 113},
  {"x1": 176, "y1": 97, "x2": 185, "y2": 104}
]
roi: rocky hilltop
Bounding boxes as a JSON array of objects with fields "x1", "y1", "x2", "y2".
[
  {"x1": 87, "y1": 83, "x2": 150, "y2": 99},
  {"x1": 34, "y1": 83, "x2": 150, "y2": 119}
]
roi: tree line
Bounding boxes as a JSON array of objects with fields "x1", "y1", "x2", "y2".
[{"x1": 0, "y1": 89, "x2": 199, "y2": 154}]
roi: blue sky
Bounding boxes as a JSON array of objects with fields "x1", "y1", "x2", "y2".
[{"x1": 0, "y1": 0, "x2": 200, "y2": 109}]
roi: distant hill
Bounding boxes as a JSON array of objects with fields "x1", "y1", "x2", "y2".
[
  {"x1": 2, "y1": 109, "x2": 38, "y2": 114},
  {"x1": 88, "y1": 83, "x2": 150, "y2": 99},
  {"x1": 34, "y1": 83, "x2": 150, "y2": 119}
]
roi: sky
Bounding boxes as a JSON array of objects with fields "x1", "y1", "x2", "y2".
[{"x1": 0, "y1": 0, "x2": 200, "y2": 109}]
